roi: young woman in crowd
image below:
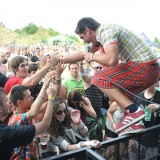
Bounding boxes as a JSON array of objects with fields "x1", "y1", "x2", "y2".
[
  {"x1": 48, "y1": 96, "x2": 101, "y2": 153},
  {"x1": 67, "y1": 90, "x2": 96, "y2": 126}
]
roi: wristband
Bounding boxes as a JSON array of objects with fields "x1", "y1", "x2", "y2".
[
  {"x1": 89, "y1": 54, "x2": 94, "y2": 62},
  {"x1": 48, "y1": 95, "x2": 56, "y2": 100},
  {"x1": 56, "y1": 79, "x2": 61, "y2": 84},
  {"x1": 77, "y1": 142, "x2": 83, "y2": 149}
]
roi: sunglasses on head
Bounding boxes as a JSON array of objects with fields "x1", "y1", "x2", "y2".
[{"x1": 56, "y1": 109, "x2": 67, "y2": 115}]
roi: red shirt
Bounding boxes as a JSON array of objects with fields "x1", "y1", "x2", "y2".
[{"x1": 4, "y1": 76, "x2": 24, "y2": 94}]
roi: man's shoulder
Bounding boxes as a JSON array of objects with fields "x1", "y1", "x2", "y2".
[{"x1": 9, "y1": 113, "x2": 27, "y2": 125}]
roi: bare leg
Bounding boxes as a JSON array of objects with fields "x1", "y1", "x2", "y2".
[{"x1": 100, "y1": 88, "x2": 133, "y2": 109}]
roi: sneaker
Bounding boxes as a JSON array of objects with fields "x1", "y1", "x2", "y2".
[
  {"x1": 118, "y1": 121, "x2": 145, "y2": 136},
  {"x1": 115, "y1": 107, "x2": 145, "y2": 133}
]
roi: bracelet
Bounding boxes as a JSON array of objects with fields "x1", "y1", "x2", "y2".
[
  {"x1": 48, "y1": 95, "x2": 56, "y2": 100},
  {"x1": 89, "y1": 54, "x2": 94, "y2": 62}
]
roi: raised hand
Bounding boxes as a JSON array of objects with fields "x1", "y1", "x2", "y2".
[
  {"x1": 79, "y1": 100, "x2": 86, "y2": 108},
  {"x1": 56, "y1": 61, "x2": 67, "y2": 77},
  {"x1": 43, "y1": 71, "x2": 56, "y2": 88},
  {"x1": 47, "y1": 82, "x2": 57, "y2": 97},
  {"x1": 48, "y1": 55, "x2": 60, "y2": 66},
  {"x1": 39, "y1": 56, "x2": 47, "y2": 69},
  {"x1": 70, "y1": 109, "x2": 81, "y2": 124}
]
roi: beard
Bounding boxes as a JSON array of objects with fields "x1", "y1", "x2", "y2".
[{"x1": 2, "y1": 106, "x2": 9, "y2": 116}]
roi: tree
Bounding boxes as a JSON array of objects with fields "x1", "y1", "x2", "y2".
[
  {"x1": 24, "y1": 23, "x2": 38, "y2": 35},
  {"x1": 154, "y1": 37, "x2": 160, "y2": 44}
]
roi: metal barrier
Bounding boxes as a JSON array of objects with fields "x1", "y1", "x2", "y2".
[{"x1": 42, "y1": 124, "x2": 160, "y2": 160}]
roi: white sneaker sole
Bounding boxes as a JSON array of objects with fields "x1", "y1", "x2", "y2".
[
  {"x1": 115, "y1": 113, "x2": 145, "y2": 133},
  {"x1": 118, "y1": 128, "x2": 145, "y2": 136}
]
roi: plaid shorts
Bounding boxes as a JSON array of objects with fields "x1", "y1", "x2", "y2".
[{"x1": 93, "y1": 61, "x2": 159, "y2": 98}]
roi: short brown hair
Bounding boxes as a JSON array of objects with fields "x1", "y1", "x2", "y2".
[{"x1": 10, "y1": 56, "x2": 26, "y2": 73}]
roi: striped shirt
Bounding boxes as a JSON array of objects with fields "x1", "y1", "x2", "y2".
[{"x1": 96, "y1": 24, "x2": 157, "y2": 63}]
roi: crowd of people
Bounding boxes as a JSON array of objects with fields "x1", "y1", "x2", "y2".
[{"x1": 0, "y1": 17, "x2": 160, "y2": 160}]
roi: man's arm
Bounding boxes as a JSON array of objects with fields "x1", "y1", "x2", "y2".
[
  {"x1": 60, "y1": 51, "x2": 85, "y2": 64},
  {"x1": 26, "y1": 71, "x2": 56, "y2": 121},
  {"x1": 0, "y1": 124, "x2": 36, "y2": 150},
  {"x1": 34, "y1": 83, "x2": 56, "y2": 135},
  {"x1": 22, "y1": 55, "x2": 58, "y2": 87},
  {"x1": 84, "y1": 44, "x2": 119, "y2": 66}
]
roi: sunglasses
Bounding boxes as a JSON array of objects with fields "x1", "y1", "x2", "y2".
[
  {"x1": 56, "y1": 109, "x2": 67, "y2": 115},
  {"x1": 94, "y1": 66, "x2": 102, "y2": 70}
]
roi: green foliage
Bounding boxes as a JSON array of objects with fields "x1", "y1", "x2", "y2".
[
  {"x1": 24, "y1": 23, "x2": 38, "y2": 35},
  {"x1": 154, "y1": 37, "x2": 160, "y2": 44},
  {"x1": 65, "y1": 34, "x2": 79, "y2": 43},
  {"x1": 0, "y1": 22, "x2": 81, "y2": 45},
  {"x1": 48, "y1": 28, "x2": 59, "y2": 36}
]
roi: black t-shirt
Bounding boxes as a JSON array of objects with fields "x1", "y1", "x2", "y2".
[
  {"x1": 0, "y1": 73, "x2": 8, "y2": 88},
  {"x1": 133, "y1": 90, "x2": 160, "y2": 147},
  {"x1": 0, "y1": 121, "x2": 36, "y2": 160}
]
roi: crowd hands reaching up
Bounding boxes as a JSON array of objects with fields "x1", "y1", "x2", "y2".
[{"x1": 0, "y1": 44, "x2": 102, "y2": 159}]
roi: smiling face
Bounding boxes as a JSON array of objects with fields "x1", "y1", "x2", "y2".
[{"x1": 55, "y1": 103, "x2": 67, "y2": 122}]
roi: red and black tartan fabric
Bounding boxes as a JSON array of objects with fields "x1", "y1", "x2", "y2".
[{"x1": 93, "y1": 61, "x2": 159, "y2": 99}]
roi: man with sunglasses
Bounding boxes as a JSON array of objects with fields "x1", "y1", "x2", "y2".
[{"x1": 60, "y1": 17, "x2": 159, "y2": 136}]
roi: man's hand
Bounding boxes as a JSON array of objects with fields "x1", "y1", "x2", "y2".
[{"x1": 84, "y1": 52, "x2": 93, "y2": 63}]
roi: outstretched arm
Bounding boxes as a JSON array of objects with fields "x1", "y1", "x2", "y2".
[
  {"x1": 26, "y1": 71, "x2": 56, "y2": 121},
  {"x1": 34, "y1": 82, "x2": 56, "y2": 135},
  {"x1": 60, "y1": 51, "x2": 85, "y2": 63},
  {"x1": 22, "y1": 55, "x2": 59, "y2": 87}
]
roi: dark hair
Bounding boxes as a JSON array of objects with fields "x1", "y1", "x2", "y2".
[
  {"x1": 75, "y1": 17, "x2": 101, "y2": 34},
  {"x1": 28, "y1": 63, "x2": 39, "y2": 73},
  {"x1": 10, "y1": 85, "x2": 29, "y2": 107},
  {"x1": 48, "y1": 96, "x2": 72, "y2": 137},
  {"x1": 0, "y1": 87, "x2": 6, "y2": 107},
  {"x1": 67, "y1": 90, "x2": 87, "y2": 109}
]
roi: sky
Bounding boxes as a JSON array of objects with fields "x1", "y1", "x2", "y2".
[{"x1": 0, "y1": 0, "x2": 159, "y2": 41}]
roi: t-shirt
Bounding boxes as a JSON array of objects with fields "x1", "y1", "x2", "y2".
[
  {"x1": 85, "y1": 84, "x2": 104, "y2": 117},
  {"x1": 0, "y1": 121, "x2": 35, "y2": 160},
  {"x1": 133, "y1": 90, "x2": 160, "y2": 147},
  {"x1": 63, "y1": 76, "x2": 84, "y2": 96},
  {"x1": 8, "y1": 113, "x2": 38, "y2": 159},
  {"x1": 0, "y1": 72, "x2": 8, "y2": 88},
  {"x1": 4, "y1": 76, "x2": 23, "y2": 94},
  {"x1": 96, "y1": 24, "x2": 157, "y2": 63}
]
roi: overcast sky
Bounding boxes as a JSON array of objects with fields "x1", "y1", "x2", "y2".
[{"x1": 0, "y1": 0, "x2": 159, "y2": 40}]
